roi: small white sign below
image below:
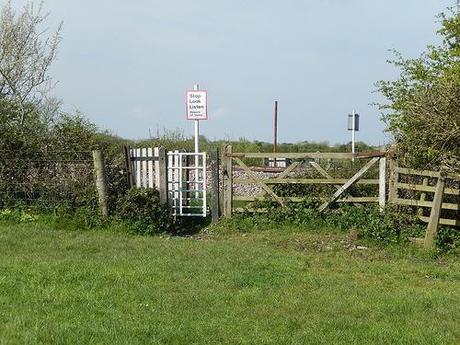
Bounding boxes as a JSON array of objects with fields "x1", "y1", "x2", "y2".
[{"x1": 186, "y1": 90, "x2": 207, "y2": 120}]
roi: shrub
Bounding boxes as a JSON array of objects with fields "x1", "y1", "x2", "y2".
[
  {"x1": 117, "y1": 188, "x2": 173, "y2": 235},
  {"x1": 377, "y1": 10, "x2": 460, "y2": 173},
  {"x1": 328, "y1": 205, "x2": 425, "y2": 244},
  {"x1": 436, "y1": 227, "x2": 460, "y2": 254},
  {"x1": 235, "y1": 200, "x2": 460, "y2": 252}
]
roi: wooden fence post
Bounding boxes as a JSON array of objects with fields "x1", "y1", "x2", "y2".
[
  {"x1": 388, "y1": 158, "x2": 399, "y2": 203},
  {"x1": 92, "y1": 150, "x2": 109, "y2": 217},
  {"x1": 379, "y1": 157, "x2": 387, "y2": 211},
  {"x1": 424, "y1": 175, "x2": 446, "y2": 249},
  {"x1": 123, "y1": 145, "x2": 134, "y2": 189},
  {"x1": 211, "y1": 148, "x2": 220, "y2": 223},
  {"x1": 158, "y1": 147, "x2": 168, "y2": 205},
  {"x1": 223, "y1": 145, "x2": 233, "y2": 218}
]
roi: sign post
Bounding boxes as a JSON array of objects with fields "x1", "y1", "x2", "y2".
[
  {"x1": 186, "y1": 84, "x2": 208, "y2": 195},
  {"x1": 347, "y1": 110, "x2": 360, "y2": 162}
]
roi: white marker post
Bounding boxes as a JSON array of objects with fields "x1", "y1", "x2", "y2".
[
  {"x1": 193, "y1": 84, "x2": 200, "y2": 197},
  {"x1": 186, "y1": 85, "x2": 208, "y2": 196},
  {"x1": 348, "y1": 110, "x2": 360, "y2": 162},
  {"x1": 193, "y1": 84, "x2": 200, "y2": 154},
  {"x1": 352, "y1": 109, "x2": 356, "y2": 161}
]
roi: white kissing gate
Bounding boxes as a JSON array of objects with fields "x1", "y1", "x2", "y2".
[
  {"x1": 128, "y1": 147, "x2": 207, "y2": 217},
  {"x1": 168, "y1": 151, "x2": 207, "y2": 217}
]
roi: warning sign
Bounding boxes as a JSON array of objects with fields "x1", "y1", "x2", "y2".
[{"x1": 186, "y1": 90, "x2": 207, "y2": 120}]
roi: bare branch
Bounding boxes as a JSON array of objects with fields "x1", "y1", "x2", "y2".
[{"x1": 0, "y1": 0, "x2": 62, "y2": 126}]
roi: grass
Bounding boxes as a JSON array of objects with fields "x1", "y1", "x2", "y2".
[{"x1": 0, "y1": 221, "x2": 459, "y2": 345}]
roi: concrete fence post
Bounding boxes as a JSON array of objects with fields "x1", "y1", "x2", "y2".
[{"x1": 92, "y1": 150, "x2": 109, "y2": 217}]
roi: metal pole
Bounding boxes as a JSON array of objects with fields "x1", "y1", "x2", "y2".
[
  {"x1": 273, "y1": 101, "x2": 278, "y2": 153},
  {"x1": 202, "y1": 153, "x2": 207, "y2": 217},
  {"x1": 194, "y1": 84, "x2": 200, "y2": 154},
  {"x1": 351, "y1": 109, "x2": 356, "y2": 162},
  {"x1": 193, "y1": 84, "x2": 200, "y2": 197},
  {"x1": 273, "y1": 100, "x2": 278, "y2": 167}
]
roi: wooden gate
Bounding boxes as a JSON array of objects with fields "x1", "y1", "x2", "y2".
[
  {"x1": 222, "y1": 145, "x2": 387, "y2": 217},
  {"x1": 388, "y1": 163, "x2": 460, "y2": 248},
  {"x1": 126, "y1": 147, "x2": 160, "y2": 189}
]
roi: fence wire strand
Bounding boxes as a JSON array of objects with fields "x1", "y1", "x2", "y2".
[{"x1": 0, "y1": 150, "x2": 96, "y2": 210}]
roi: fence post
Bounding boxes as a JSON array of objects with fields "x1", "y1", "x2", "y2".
[
  {"x1": 123, "y1": 145, "x2": 134, "y2": 189},
  {"x1": 211, "y1": 148, "x2": 220, "y2": 223},
  {"x1": 92, "y1": 150, "x2": 109, "y2": 217},
  {"x1": 388, "y1": 158, "x2": 398, "y2": 203},
  {"x1": 418, "y1": 177, "x2": 429, "y2": 216},
  {"x1": 424, "y1": 175, "x2": 446, "y2": 249},
  {"x1": 158, "y1": 147, "x2": 168, "y2": 205},
  {"x1": 378, "y1": 157, "x2": 387, "y2": 212},
  {"x1": 223, "y1": 145, "x2": 233, "y2": 218}
]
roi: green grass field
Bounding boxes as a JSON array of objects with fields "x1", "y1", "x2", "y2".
[{"x1": 0, "y1": 222, "x2": 459, "y2": 345}]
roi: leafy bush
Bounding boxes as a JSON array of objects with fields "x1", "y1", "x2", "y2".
[
  {"x1": 0, "y1": 208, "x2": 38, "y2": 223},
  {"x1": 255, "y1": 198, "x2": 325, "y2": 228},
  {"x1": 234, "y1": 200, "x2": 460, "y2": 252},
  {"x1": 436, "y1": 227, "x2": 460, "y2": 254},
  {"x1": 116, "y1": 188, "x2": 173, "y2": 235},
  {"x1": 377, "y1": 9, "x2": 460, "y2": 173},
  {"x1": 327, "y1": 205, "x2": 424, "y2": 244}
]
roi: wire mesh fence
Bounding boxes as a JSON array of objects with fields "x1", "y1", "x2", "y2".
[{"x1": 0, "y1": 150, "x2": 96, "y2": 210}]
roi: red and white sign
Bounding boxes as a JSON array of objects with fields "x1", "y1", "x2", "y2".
[{"x1": 186, "y1": 90, "x2": 207, "y2": 120}]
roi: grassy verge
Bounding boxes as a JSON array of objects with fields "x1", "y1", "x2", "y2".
[{"x1": 0, "y1": 222, "x2": 459, "y2": 344}]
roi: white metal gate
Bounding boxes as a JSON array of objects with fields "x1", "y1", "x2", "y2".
[{"x1": 168, "y1": 151, "x2": 207, "y2": 217}]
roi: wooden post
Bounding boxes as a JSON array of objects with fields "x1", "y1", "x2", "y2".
[
  {"x1": 378, "y1": 157, "x2": 387, "y2": 212},
  {"x1": 158, "y1": 147, "x2": 168, "y2": 205},
  {"x1": 388, "y1": 159, "x2": 399, "y2": 203},
  {"x1": 417, "y1": 177, "x2": 429, "y2": 216},
  {"x1": 211, "y1": 148, "x2": 220, "y2": 223},
  {"x1": 123, "y1": 145, "x2": 134, "y2": 189},
  {"x1": 223, "y1": 145, "x2": 233, "y2": 218},
  {"x1": 424, "y1": 175, "x2": 446, "y2": 249},
  {"x1": 92, "y1": 150, "x2": 109, "y2": 217}
]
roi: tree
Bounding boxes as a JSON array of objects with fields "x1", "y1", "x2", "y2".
[
  {"x1": 377, "y1": 8, "x2": 460, "y2": 173},
  {"x1": 0, "y1": 0, "x2": 62, "y2": 127}
]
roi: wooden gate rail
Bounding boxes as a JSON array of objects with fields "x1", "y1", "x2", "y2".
[
  {"x1": 231, "y1": 152, "x2": 386, "y2": 159},
  {"x1": 318, "y1": 157, "x2": 380, "y2": 211},
  {"x1": 233, "y1": 178, "x2": 379, "y2": 185},
  {"x1": 388, "y1": 163, "x2": 460, "y2": 248},
  {"x1": 222, "y1": 145, "x2": 386, "y2": 218},
  {"x1": 233, "y1": 157, "x2": 285, "y2": 206}
]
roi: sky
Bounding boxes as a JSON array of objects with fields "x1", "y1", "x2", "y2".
[{"x1": 10, "y1": 0, "x2": 453, "y2": 145}]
